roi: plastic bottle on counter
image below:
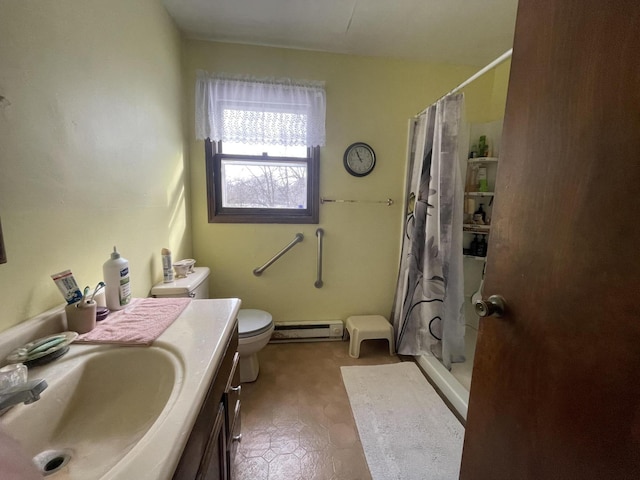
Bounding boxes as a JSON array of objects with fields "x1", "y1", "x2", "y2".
[
  {"x1": 161, "y1": 247, "x2": 173, "y2": 283},
  {"x1": 103, "y1": 246, "x2": 132, "y2": 311}
]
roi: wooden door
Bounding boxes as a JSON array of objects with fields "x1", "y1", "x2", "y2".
[{"x1": 460, "y1": 0, "x2": 640, "y2": 478}]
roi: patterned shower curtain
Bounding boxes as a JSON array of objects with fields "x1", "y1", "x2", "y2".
[{"x1": 392, "y1": 94, "x2": 465, "y2": 369}]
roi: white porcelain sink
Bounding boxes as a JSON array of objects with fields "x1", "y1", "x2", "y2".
[
  {"x1": 0, "y1": 298, "x2": 241, "y2": 480},
  {"x1": 1, "y1": 346, "x2": 181, "y2": 478}
]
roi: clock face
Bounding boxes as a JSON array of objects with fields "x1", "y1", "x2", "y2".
[{"x1": 344, "y1": 143, "x2": 376, "y2": 177}]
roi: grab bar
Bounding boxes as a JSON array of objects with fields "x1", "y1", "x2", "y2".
[
  {"x1": 315, "y1": 228, "x2": 324, "y2": 288},
  {"x1": 321, "y1": 197, "x2": 394, "y2": 206},
  {"x1": 253, "y1": 233, "x2": 304, "y2": 276}
]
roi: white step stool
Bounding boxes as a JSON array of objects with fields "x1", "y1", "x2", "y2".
[{"x1": 345, "y1": 315, "x2": 395, "y2": 358}]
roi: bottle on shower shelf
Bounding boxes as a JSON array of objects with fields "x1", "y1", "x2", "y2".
[
  {"x1": 477, "y1": 204, "x2": 486, "y2": 222},
  {"x1": 473, "y1": 204, "x2": 486, "y2": 224},
  {"x1": 477, "y1": 166, "x2": 488, "y2": 192},
  {"x1": 477, "y1": 236, "x2": 488, "y2": 257},
  {"x1": 470, "y1": 235, "x2": 479, "y2": 257},
  {"x1": 478, "y1": 135, "x2": 489, "y2": 157}
]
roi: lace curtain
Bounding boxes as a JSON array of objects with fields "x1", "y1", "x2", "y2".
[{"x1": 195, "y1": 71, "x2": 326, "y2": 147}]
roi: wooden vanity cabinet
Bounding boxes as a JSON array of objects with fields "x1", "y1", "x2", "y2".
[
  {"x1": 225, "y1": 352, "x2": 241, "y2": 480},
  {"x1": 173, "y1": 320, "x2": 240, "y2": 480}
]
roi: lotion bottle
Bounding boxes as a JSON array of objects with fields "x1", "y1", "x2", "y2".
[
  {"x1": 161, "y1": 247, "x2": 173, "y2": 283},
  {"x1": 103, "y1": 246, "x2": 132, "y2": 311}
]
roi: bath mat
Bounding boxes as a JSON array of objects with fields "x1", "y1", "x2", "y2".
[
  {"x1": 341, "y1": 362, "x2": 464, "y2": 480},
  {"x1": 74, "y1": 297, "x2": 191, "y2": 345}
]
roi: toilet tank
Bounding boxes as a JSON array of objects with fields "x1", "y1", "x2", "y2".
[{"x1": 150, "y1": 267, "x2": 210, "y2": 299}]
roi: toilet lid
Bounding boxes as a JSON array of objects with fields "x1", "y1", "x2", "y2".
[{"x1": 238, "y1": 309, "x2": 273, "y2": 338}]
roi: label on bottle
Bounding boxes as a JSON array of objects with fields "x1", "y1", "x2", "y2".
[
  {"x1": 119, "y1": 266, "x2": 131, "y2": 306},
  {"x1": 162, "y1": 254, "x2": 174, "y2": 283}
]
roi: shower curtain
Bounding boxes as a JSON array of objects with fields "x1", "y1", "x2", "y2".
[{"x1": 392, "y1": 93, "x2": 465, "y2": 369}]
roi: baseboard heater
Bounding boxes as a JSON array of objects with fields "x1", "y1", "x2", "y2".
[{"x1": 270, "y1": 320, "x2": 344, "y2": 343}]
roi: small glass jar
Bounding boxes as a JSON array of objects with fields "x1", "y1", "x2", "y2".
[{"x1": 0, "y1": 363, "x2": 28, "y2": 391}]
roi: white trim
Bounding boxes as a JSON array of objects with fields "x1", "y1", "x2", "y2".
[{"x1": 415, "y1": 353, "x2": 469, "y2": 420}]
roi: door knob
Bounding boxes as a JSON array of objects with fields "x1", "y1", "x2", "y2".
[{"x1": 474, "y1": 295, "x2": 506, "y2": 317}]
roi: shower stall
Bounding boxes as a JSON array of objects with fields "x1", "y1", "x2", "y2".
[{"x1": 394, "y1": 50, "x2": 512, "y2": 420}]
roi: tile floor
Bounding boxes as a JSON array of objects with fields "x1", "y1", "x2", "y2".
[{"x1": 235, "y1": 339, "x2": 401, "y2": 480}]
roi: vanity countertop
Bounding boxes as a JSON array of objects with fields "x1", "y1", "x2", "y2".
[
  {"x1": 0, "y1": 298, "x2": 241, "y2": 480},
  {"x1": 112, "y1": 298, "x2": 241, "y2": 480}
]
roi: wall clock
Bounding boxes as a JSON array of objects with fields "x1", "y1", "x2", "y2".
[{"x1": 343, "y1": 142, "x2": 376, "y2": 177}]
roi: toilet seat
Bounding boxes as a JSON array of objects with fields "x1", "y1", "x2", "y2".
[{"x1": 238, "y1": 309, "x2": 273, "y2": 339}]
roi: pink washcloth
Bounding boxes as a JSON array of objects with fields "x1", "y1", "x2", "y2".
[{"x1": 74, "y1": 297, "x2": 191, "y2": 345}]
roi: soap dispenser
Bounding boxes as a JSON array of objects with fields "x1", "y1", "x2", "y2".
[
  {"x1": 470, "y1": 235, "x2": 479, "y2": 257},
  {"x1": 474, "y1": 203, "x2": 486, "y2": 223},
  {"x1": 103, "y1": 246, "x2": 131, "y2": 311},
  {"x1": 477, "y1": 236, "x2": 488, "y2": 257}
]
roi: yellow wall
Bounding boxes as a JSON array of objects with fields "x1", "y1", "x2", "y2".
[
  {"x1": 0, "y1": 0, "x2": 189, "y2": 330},
  {"x1": 184, "y1": 41, "x2": 482, "y2": 323},
  {"x1": 462, "y1": 58, "x2": 512, "y2": 124},
  {"x1": 0, "y1": 2, "x2": 509, "y2": 331},
  {"x1": 490, "y1": 59, "x2": 512, "y2": 121}
]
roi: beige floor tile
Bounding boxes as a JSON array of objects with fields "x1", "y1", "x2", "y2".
[
  {"x1": 270, "y1": 428, "x2": 300, "y2": 455},
  {"x1": 235, "y1": 340, "x2": 399, "y2": 480},
  {"x1": 328, "y1": 422, "x2": 358, "y2": 448},
  {"x1": 299, "y1": 449, "x2": 335, "y2": 480},
  {"x1": 331, "y1": 447, "x2": 371, "y2": 479},
  {"x1": 235, "y1": 456, "x2": 269, "y2": 480},
  {"x1": 324, "y1": 400, "x2": 354, "y2": 425},
  {"x1": 268, "y1": 452, "x2": 302, "y2": 480},
  {"x1": 298, "y1": 423, "x2": 331, "y2": 452},
  {"x1": 299, "y1": 403, "x2": 330, "y2": 429}
]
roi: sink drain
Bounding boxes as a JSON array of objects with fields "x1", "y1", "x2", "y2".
[{"x1": 33, "y1": 449, "x2": 72, "y2": 476}]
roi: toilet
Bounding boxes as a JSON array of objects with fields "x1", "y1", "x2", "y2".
[
  {"x1": 151, "y1": 266, "x2": 211, "y2": 299},
  {"x1": 150, "y1": 266, "x2": 274, "y2": 383},
  {"x1": 237, "y1": 309, "x2": 274, "y2": 383}
]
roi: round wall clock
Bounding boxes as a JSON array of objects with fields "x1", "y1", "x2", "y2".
[{"x1": 343, "y1": 142, "x2": 376, "y2": 177}]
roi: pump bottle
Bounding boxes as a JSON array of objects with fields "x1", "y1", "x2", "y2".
[{"x1": 103, "y1": 246, "x2": 131, "y2": 311}]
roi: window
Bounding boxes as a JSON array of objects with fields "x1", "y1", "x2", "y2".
[
  {"x1": 196, "y1": 72, "x2": 325, "y2": 224},
  {"x1": 205, "y1": 140, "x2": 320, "y2": 223}
]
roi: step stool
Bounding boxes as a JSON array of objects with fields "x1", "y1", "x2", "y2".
[{"x1": 345, "y1": 315, "x2": 395, "y2": 358}]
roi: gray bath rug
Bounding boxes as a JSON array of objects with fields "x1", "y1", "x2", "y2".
[{"x1": 341, "y1": 362, "x2": 464, "y2": 480}]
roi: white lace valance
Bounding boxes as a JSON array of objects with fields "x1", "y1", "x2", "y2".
[{"x1": 195, "y1": 71, "x2": 326, "y2": 147}]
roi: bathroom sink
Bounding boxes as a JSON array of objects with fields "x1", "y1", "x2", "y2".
[
  {"x1": 0, "y1": 297, "x2": 241, "y2": 479},
  {"x1": 0, "y1": 346, "x2": 181, "y2": 478}
]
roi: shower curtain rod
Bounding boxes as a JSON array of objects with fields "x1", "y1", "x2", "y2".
[{"x1": 416, "y1": 48, "x2": 513, "y2": 117}]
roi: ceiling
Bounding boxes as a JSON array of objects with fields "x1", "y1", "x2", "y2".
[{"x1": 162, "y1": 0, "x2": 519, "y2": 67}]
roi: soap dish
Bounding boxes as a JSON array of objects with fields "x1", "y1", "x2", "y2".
[{"x1": 5, "y1": 332, "x2": 78, "y2": 367}]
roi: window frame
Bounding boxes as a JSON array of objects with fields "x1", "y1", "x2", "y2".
[{"x1": 205, "y1": 139, "x2": 320, "y2": 224}]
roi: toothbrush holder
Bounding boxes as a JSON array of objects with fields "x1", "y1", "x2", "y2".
[{"x1": 65, "y1": 300, "x2": 97, "y2": 334}]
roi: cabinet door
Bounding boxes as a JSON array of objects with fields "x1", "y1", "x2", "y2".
[
  {"x1": 173, "y1": 324, "x2": 238, "y2": 480},
  {"x1": 225, "y1": 352, "x2": 241, "y2": 480},
  {"x1": 197, "y1": 403, "x2": 227, "y2": 480}
]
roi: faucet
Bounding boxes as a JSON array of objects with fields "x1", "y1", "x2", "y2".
[{"x1": 0, "y1": 379, "x2": 48, "y2": 412}]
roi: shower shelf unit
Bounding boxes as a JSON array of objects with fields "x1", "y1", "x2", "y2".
[
  {"x1": 463, "y1": 155, "x2": 498, "y2": 259},
  {"x1": 464, "y1": 191, "x2": 495, "y2": 197}
]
